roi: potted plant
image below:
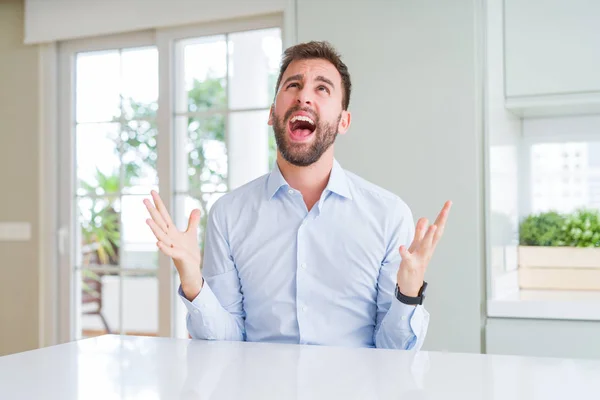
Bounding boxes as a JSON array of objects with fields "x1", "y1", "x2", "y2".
[{"x1": 518, "y1": 209, "x2": 600, "y2": 290}]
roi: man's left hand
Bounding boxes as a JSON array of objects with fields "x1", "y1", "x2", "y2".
[{"x1": 396, "y1": 201, "x2": 452, "y2": 298}]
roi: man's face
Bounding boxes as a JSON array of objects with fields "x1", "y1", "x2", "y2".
[{"x1": 268, "y1": 59, "x2": 351, "y2": 167}]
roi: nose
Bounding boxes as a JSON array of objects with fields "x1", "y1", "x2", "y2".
[{"x1": 296, "y1": 87, "x2": 313, "y2": 106}]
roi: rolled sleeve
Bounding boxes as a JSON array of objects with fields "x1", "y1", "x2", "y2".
[
  {"x1": 178, "y1": 283, "x2": 223, "y2": 340},
  {"x1": 377, "y1": 299, "x2": 430, "y2": 350}
]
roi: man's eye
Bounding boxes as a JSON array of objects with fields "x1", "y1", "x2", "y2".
[
  {"x1": 287, "y1": 82, "x2": 299, "y2": 88},
  {"x1": 318, "y1": 85, "x2": 330, "y2": 93}
]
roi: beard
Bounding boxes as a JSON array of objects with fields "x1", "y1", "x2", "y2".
[{"x1": 272, "y1": 105, "x2": 341, "y2": 167}]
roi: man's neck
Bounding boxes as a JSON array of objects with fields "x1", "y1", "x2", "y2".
[{"x1": 276, "y1": 150, "x2": 334, "y2": 210}]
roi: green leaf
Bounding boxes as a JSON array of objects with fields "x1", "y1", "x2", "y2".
[
  {"x1": 520, "y1": 208, "x2": 600, "y2": 247},
  {"x1": 519, "y1": 211, "x2": 566, "y2": 246}
]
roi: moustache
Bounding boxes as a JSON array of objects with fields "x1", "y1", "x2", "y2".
[{"x1": 283, "y1": 106, "x2": 319, "y2": 124}]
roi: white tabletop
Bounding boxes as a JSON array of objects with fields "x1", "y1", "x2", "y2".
[{"x1": 1, "y1": 335, "x2": 599, "y2": 399}]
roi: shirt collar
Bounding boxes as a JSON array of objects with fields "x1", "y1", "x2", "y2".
[
  {"x1": 325, "y1": 159, "x2": 353, "y2": 200},
  {"x1": 267, "y1": 162, "x2": 289, "y2": 200},
  {"x1": 266, "y1": 159, "x2": 353, "y2": 201}
]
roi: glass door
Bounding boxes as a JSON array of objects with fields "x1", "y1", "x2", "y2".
[{"x1": 58, "y1": 33, "x2": 162, "y2": 340}]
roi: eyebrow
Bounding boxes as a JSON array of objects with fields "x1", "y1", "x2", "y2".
[
  {"x1": 281, "y1": 74, "x2": 336, "y2": 89},
  {"x1": 315, "y1": 76, "x2": 335, "y2": 89},
  {"x1": 282, "y1": 74, "x2": 303, "y2": 88}
]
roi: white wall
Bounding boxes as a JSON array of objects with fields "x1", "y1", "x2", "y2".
[
  {"x1": 24, "y1": 0, "x2": 286, "y2": 44},
  {"x1": 0, "y1": 0, "x2": 41, "y2": 356},
  {"x1": 297, "y1": 0, "x2": 485, "y2": 353}
]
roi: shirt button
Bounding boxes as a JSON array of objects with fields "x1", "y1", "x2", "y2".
[
  {"x1": 302, "y1": 306, "x2": 308, "y2": 312},
  {"x1": 193, "y1": 309, "x2": 199, "y2": 314},
  {"x1": 401, "y1": 316, "x2": 407, "y2": 321},
  {"x1": 288, "y1": 189, "x2": 294, "y2": 195},
  {"x1": 300, "y1": 263, "x2": 307, "y2": 269}
]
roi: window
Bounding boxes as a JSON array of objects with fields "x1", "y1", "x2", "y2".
[
  {"x1": 487, "y1": 115, "x2": 600, "y2": 321},
  {"x1": 58, "y1": 17, "x2": 283, "y2": 342},
  {"x1": 516, "y1": 130, "x2": 600, "y2": 312},
  {"x1": 74, "y1": 45, "x2": 160, "y2": 338},
  {"x1": 530, "y1": 142, "x2": 598, "y2": 214}
]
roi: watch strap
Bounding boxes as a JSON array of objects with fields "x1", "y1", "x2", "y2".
[{"x1": 395, "y1": 281, "x2": 427, "y2": 305}]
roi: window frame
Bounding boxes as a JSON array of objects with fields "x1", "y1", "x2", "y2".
[{"x1": 487, "y1": 115, "x2": 600, "y2": 321}]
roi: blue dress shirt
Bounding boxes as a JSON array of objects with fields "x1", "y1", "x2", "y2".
[{"x1": 179, "y1": 159, "x2": 429, "y2": 349}]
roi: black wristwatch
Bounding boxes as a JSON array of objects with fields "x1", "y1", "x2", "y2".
[{"x1": 395, "y1": 281, "x2": 428, "y2": 305}]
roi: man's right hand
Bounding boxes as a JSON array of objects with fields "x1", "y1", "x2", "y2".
[{"x1": 144, "y1": 190, "x2": 203, "y2": 301}]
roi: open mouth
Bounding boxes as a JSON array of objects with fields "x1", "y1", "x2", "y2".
[{"x1": 288, "y1": 114, "x2": 316, "y2": 142}]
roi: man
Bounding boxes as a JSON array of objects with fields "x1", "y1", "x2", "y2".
[{"x1": 144, "y1": 41, "x2": 451, "y2": 349}]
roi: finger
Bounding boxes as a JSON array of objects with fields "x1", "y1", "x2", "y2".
[
  {"x1": 409, "y1": 218, "x2": 429, "y2": 252},
  {"x1": 144, "y1": 198, "x2": 168, "y2": 233},
  {"x1": 415, "y1": 218, "x2": 429, "y2": 240},
  {"x1": 422, "y1": 224, "x2": 437, "y2": 250},
  {"x1": 399, "y1": 245, "x2": 411, "y2": 260},
  {"x1": 151, "y1": 190, "x2": 174, "y2": 229},
  {"x1": 186, "y1": 209, "x2": 201, "y2": 234},
  {"x1": 146, "y1": 218, "x2": 172, "y2": 246},
  {"x1": 157, "y1": 241, "x2": 184, "y2": 259},
  {"x1": 433, "y1": 200, "x2": 452, "y2": 228},
  {"x1": 433, "y1": 200, "x2": 452, "y2": 245}
]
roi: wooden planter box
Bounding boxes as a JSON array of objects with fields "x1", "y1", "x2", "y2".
[{"x1": 518, "y1": 246, "x2": 600, "y2": 291}]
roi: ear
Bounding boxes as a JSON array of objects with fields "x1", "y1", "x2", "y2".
[
  {"x1": 268, "y1": 104, "x2": 275, "y2": 126},
  {"x1": 337, "y1": 110, "x2": 351, "y2": 135}
]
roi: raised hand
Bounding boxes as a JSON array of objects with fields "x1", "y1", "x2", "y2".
[
  {"x1": 397, "y1": 201, "x2": 452, "y2": 298},
  {"x1": 144, "y1": 190, "x2": 203, "y2": 300}
]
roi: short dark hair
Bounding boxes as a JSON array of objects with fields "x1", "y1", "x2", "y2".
[{"x1": 274, "y1": 41, "x2": 352, "y2": 110}]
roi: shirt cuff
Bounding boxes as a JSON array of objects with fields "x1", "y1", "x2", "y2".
[
  {"x1": 178, "y1": 281, "x2": 221, "y2": 316},
  {"x1": 386, "y1": 298, "x2": 427, "y2": 337}
]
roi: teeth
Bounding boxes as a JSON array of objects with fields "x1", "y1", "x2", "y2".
[{"x1": 290, "y1": 115, "x2": 315, "y2": 125}]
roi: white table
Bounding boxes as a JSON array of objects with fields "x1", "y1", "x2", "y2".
[{"x1": 1, "y1": 335, "x2": 599, "y2": 399}]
